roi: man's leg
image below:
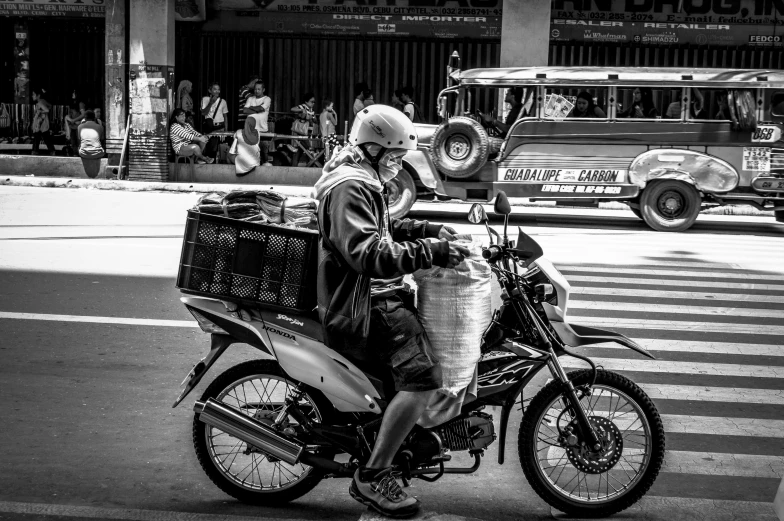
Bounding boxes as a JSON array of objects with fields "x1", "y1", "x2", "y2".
[{"x1": 366, "y1": 389, "x2": 436, "y2": 469}]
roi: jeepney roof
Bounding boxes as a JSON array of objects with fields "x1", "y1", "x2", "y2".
[{"x1": 458, "y1": 67, "x2": 784, "y2": 88}]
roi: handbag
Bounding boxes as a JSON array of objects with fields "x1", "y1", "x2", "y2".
[
  {"x1": 0, "y1": 103, "x2": 10, "y2": 129},
  {"x1": 291, "y1": 104, "x2": 311, "y2": 135},
  {"x1": 203, "y1": 97, "x2": 223, "y2": 132}
]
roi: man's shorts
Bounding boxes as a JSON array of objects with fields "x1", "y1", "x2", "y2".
[{"x1": 367, "y1": 293, "x2": 442, "y2": 393}]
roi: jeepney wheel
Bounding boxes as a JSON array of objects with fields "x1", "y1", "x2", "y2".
[
  {"x1": 640, "y1": 180, "x2": 701, "y2": 232},
  {"x1": 429, "y1": 117, "x2": 489, "y2": 179},
  {"x1": 387, "y1": 167, "x2": 417, "y2": 220}
]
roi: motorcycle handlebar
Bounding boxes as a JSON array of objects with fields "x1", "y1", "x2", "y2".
[{"x1": 482, "y1": 245, "x2": 503, "y2": 262}]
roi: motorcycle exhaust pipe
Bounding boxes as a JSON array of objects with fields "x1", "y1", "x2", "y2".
[{"x1": 194, "y1": 398, "x2": 304, "y2": 465}]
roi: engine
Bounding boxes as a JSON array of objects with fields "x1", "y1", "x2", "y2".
[{"x1": 436, "y1": 411, "x2": 496, "y2": 452}]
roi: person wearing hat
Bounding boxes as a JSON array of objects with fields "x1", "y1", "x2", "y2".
[{"x1": 314, "y1": 105, "x2": 468, "y2": 518}]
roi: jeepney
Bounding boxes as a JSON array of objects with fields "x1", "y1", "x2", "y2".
[{"x1": 393, "y1": 66, "x2": 784, "y2": 232}]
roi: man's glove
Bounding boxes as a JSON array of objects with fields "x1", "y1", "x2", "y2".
[
  {"x1": 446, "y1": 242, "x2": 470, "y2": 269},
  {"x1": 438, "y1": 225, "x2": 458, "y2": 241}
]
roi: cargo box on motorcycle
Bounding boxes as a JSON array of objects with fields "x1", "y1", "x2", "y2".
[{"x1": 176, "y1": 210, "x2": 319, "y2": 313}]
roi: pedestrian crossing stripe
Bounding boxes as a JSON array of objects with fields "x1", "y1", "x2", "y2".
[
  {"x1": 568, "y1": 316, "x2": 784, "y2": 335},
  {"x1": 559, "y1": 266, "x2": 784, "y2": 282},
  {"x1": 571, "y1": 286, "x2": 784, "y2": 302},
  {"x1": 569, "y1": 301, "x2": 784, "y2": 319},
  {"x1": 567, "y1": 274, "x2": 784, "y2": 291}
]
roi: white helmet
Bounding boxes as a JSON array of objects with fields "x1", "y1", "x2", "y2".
[{"x1": 349, "y1": 104, "x2": 418, "y2": 152}]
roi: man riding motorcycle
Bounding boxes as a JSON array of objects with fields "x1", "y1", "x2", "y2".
[{"x1": 314, "y1": 105, "x2": 470, "y2": 518}]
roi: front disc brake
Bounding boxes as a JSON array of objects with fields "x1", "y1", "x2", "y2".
[{"x1": 564, "y1": 416, "x2": 623, "y2": 474}]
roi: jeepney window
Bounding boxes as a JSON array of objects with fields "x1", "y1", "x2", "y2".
[
  {"x1": 770, "y1": 92, "x2": 784, "y2": 118},
  {"x1": 544, "y1": 87, "x2": 608, "y2": 120},
  {"x1": 683, "y1": 88, "x2": 731, "y2": 121},
  {"x1": 616, "y1": 87, "x2": 669, "y2": 119}
]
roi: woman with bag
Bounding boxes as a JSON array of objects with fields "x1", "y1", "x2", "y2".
[
  {"x1": 290, "y1": 92, "x2": 316, "y2": 166},
  {"x1": 31, "y1": 88, "x2": 55, "y2": 155}
]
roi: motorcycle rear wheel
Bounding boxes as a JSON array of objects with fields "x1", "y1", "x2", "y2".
[
  {"x1": 519, "y1": 369, "x2": 665, "y2": 518},
  {"x1": 193, "y1": 359, "x2": 333, "y2": 505}
]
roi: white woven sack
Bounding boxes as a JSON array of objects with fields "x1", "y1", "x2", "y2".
[{"x1": 414, "y1": 234, "x2": 492, "y2": 398}]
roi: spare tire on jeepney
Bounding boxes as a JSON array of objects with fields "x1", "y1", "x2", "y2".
[{"x1": 429, "y1": 117, "x2": 489, "y2": 178}]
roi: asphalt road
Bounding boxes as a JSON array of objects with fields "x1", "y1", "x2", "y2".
[{"x1": 0, "y1": 186, "x2": 782, "y2": 521}]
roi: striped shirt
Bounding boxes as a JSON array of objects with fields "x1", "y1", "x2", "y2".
[{"x1": 169, "y1": 122, "x2": 200, "y2": 154}]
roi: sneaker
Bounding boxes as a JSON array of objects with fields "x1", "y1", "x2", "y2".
[
  {"x1": 349, "y1": 467, "x2": 419, "y2": 519},
  {"x1": 196, "y1": 158, "x2": 207, "y2": 164},
  {"x1": 204, "y1": 157, "x2": 215, "y2": 164},
  {"x1": 285, "y1": 144, "x2": 297, "y2": 153}
]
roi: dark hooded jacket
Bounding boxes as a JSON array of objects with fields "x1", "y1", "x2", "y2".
[{"x1": 314, "y1": 146, "x2": 449, "y2": 360}]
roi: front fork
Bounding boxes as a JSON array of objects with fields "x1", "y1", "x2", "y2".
[
  {"x1": 520, "y1": 295, "x2": 602, "y2": 449},
  {"x1": 546, "y1": 354, "x2": 601, "y2": 450}
]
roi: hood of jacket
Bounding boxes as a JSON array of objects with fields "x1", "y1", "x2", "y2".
[{"x1": 313, "y1": 145, "x2": 382, "y2": 202}]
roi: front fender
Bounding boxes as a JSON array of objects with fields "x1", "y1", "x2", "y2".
[
  {"x1": 403, "y1": 149, "x2": 446, "y2": 195},
  {"x1": 629, "y1": 149, "x2": 738, "y2": 193},
  {"x1": 550, "y1": 321, "x2": 655, "y2": 360}
]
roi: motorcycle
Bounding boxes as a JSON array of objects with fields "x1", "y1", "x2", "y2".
[{"x1": 174, "y1": 191, "x2": 665, "y2": 518}]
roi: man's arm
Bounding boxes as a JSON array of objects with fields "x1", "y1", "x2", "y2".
[
  {"x1": 390, "y1": 217, "x2": 442, "y2": 242},
  {"x1": 200, "y1": 96, "x2": 213, "y2": 116},
  {"x1": 327, "y1": 182, "x2": 449, "y2": 278}
]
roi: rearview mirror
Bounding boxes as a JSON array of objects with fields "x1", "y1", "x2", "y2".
[
  {"x1": 468, "y1": 203, "x2": 487, "y2": 224},
  {"x1": 494, "y1": 192, "x2": 511, "y2": 216}
]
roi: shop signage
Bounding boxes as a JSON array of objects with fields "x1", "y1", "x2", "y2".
[
  {"x1": 234, "y1": 11, "x2": 501, "y2": 39},
  {"x1": 550, "y1": 18, "x2": 783, "y2": 46},
  {"x1": 0, "y1": 0, "x2": 204, "y2": 21},
  {"x1": 0, "y1": 0, "x2": 105, "y2": 18},
  {"x1": 551, "y1": 0, "x2": 784, "y2": 45},
  {"x1": 212, "y1": 0, "x2": 502, "y2": 17},
  {"x1": 552, "y1": 0, "x2": 784, "y2": 25}
]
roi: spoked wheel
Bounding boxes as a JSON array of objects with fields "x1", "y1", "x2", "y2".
[
  {"x1": 519, "y1": 370, "x2": 665, "y2": 518},
  {"x1": 193, "y1": 360, "x2": 332, "y2": 504}
]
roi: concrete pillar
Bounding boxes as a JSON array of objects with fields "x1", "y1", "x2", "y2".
[
  {"x1": 500, "y1": 0, "x2": 551, "y2": 67},
  {"x1": 128, "y1": 0, "x2": 176, "y2": 181},
  {"x1": 105, "y1": 0, "x2": 128, "y2": 174}
]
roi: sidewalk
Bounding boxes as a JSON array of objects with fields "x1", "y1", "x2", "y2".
[{"x1": 0, "y1": 174, "x2": 774, "y2": 218}]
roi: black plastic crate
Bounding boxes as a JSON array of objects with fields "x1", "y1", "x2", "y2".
[{"x1": 177, "y1": 210, "x2": 319, "y2": 313}]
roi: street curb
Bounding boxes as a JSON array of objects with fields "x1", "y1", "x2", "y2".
[
  {"x1": 0, "y1": 175, "x2": 315, "y2": 197},
  {"x1": 0, "y1": 175, "x2": 774, "y2": 217}
]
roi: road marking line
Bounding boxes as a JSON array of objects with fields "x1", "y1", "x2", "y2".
[
  {"x1": 663, "y1": 451, "x2": 784, "y2": 479},
  {"x1": 569, "y1": 315, "x2": 784, "y2": 335},
  {"x1": 641, "y1": 384, "x2": 784, "y2": 404},
  {"x1": 571, "y1": 286, "x2": 784, "y2": 302},
  {"x1": 569, "y1": 300, "x2": 784, "y2": 318},
  {"x1": 0, "y1": 311, "x2": 197, "y2": 328},
  {"x1": 0, "y1": 501, "x2": 313, "y2": 521},
  {"x1": 584, "y1": 339, "x2": 784, "y2": 357},
  {"x1": 558, "y1": 266, "x2": 784, "y2": 281},
  {"x1": 554, "y1": 496, "x2": 778, "y2": 520},
  {"x1": 563, "y1": 358, "x2": 784, "y2": 378},
  {"x1": 567, "y1": 275, "x2": 784, "y2": 291}
]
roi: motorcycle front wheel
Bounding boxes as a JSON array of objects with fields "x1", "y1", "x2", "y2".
[
  {"x1": 519, "y1": 369, "x2": 665, "y2": 518},
  {"x1": 193, "y1": 359, "x2": 333, "y2": 505}
]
